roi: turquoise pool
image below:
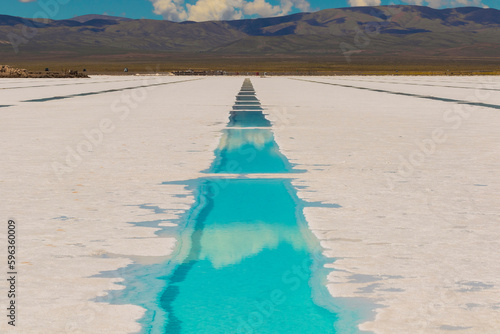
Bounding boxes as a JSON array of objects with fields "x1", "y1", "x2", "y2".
[
  {"x1": 161, "y1": 178, "x2": 339, "y2": 334},
  {"x1": 99, "y1": 79, "x2": 371, "y2": 334}
]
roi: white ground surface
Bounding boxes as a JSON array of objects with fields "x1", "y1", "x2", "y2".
[
  {"x1": 254, "y1": 76, "x2": 500, "y2": 334},
  {"x1": 1, "y1": 76, "x2": 499, "y2": 333}
]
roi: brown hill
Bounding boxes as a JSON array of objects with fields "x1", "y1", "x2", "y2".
[{"x1": 1, "y1": 6, "x2": 499, "y2": 72}]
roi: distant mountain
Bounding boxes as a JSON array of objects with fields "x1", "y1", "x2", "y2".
[
  {"x1": 1, "y1": 5, "x2": 500, "y2": 61},
  {"x1": 69, "y1": 14, "x2": 133, "y2": 23},
  {"x1": 0, "y1": 14, "x2": 46, "y2": 27}
]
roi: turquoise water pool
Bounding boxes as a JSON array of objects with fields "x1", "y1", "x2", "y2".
[
  {"x1": 98, "y1": 79, "x2": 371, "y2": 333},
  {"x1": 209, "y1": 128, "x2": 293, "y2": 174},
  {"x1": 113, "y1": 178, "x2": 370, "y2": 333},
  {"x1": 160, "y1": 178, "x2": 342, "y2": 334}
]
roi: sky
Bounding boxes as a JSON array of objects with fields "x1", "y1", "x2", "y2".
[{"x1": 0, "y1": 0, "x2": 498, "y2": 22}]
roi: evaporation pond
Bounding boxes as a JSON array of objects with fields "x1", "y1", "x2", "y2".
[
  {"x1": 209, "y1": 129, "x2": 292, "y2": 173},
  {"x1": 161, "y1": 178, "x2": 338, "y2": 333},
  {"x1": 228, "y1": 110, "x2": 271, "y2": 127}
]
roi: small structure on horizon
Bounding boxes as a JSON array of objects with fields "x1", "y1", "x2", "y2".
[{"x1": 124, "y1": 68, "x2": 128, "y2": 73}]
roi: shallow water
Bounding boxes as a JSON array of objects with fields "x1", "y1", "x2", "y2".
[
  {"x1": 99, "y1": 79, "x2": 370, "y2": 334},
  {"x1": 158, "y1": 79, "x2": 363, "y2": 333},
  {"x1": 160, "y1": 179, "x2": 338, "y2": 334},
  {"x1": 228, "y1": 111, "x2": 272, "y2": 127},
  {"x1": 209, "y1": 129, "x2": 292, "y2": 173}
]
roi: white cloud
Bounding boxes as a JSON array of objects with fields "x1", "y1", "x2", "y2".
[
  {"x1": 187, "y1": 0, "x2": 244, "y2": 21},
  {"x1": 150, "y1": 0, "x2": 311, "y2": 21},
  {"x1": 244, "y1": 0, "x2": 282, "y2": 17},
  {"x1": 18, "y1": 0, "x2": 37, "y2": 2},
  {"x1": 150, "y1": 0, "x2": 188, "y2": 21},
  {"x1": 348, "y1": 0, "x2": 382, "y2": 6},
  {"x1": 281, "y1": 0, "x2": 310, "y2": 14}
]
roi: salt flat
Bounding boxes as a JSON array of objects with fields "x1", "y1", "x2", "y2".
[
  {"x1": 254, "y1": 76, "x2": 500, "y2": 333},
  {"x1": 1, "y1": 76, "x2": 499, "y2": 333}
]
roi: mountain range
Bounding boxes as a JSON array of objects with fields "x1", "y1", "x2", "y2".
[{"x1": 1, "y1": 5, "x2": 500, "y2": 69}]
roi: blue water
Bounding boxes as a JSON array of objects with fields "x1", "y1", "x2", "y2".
[
  {"x1": 228, "y1": 111, "x2": 272, "y2": 127},
  {"x1": 209, "y1": 129, "x2": 293, "y2": 174},
  {"x1": 161, "y1": 179, "x2": 339, "y2": 334},
  {"x1": 236, "y1": 95, "x2": 259, "y2": 101},
  {"x1": 228, "y1": 92, "x2": 271, "y2": 127},
  {"x1": 97, "y1": 79, "x2": 371, "y2": 334}
]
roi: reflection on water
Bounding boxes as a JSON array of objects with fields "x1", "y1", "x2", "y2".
[
  {"x1": 161, "y1": 179, "x2": 340, "y2": 334},
  {"x1": 195, "y1": 179, "x2": 311, "y2": 268},
  {"x1": 228, "y1": 90, "x2": 269, "y2": 127},
  {"x1": 233, "y1": 104, "x2": 263, "y2": 110},
  {"x1": 98, "y1": 79, "x2": 370, "y2": 334},
  {"x1": 235, "y1": 101, "x2": 261, "y2": 105},
  {"x1": 199, "y1": 222, "x2": 307, "y2": 268},
  {"x1": 236, "y1": 95, "x2": 259, "y2": 101},
  {"x1": 217, "y1": 129, "x2": 274, "y2": 150},
  {"x1": 209, "y1": 129, "x2": 292, "y2": 173},
  {"x1": 228, "y1": 110, "x2": 271, "y2": 127},
  {"x1": 158, "y1": 79, "x2": 362, "y2": 333}
]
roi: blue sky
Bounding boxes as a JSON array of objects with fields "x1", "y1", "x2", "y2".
[{"x1": 1, "y1": 0, "x2": 498, "y2": 21}]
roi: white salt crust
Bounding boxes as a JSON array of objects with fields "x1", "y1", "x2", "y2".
[{"x1": 1, "y1": 76, "x2": 499, "y2": 333}]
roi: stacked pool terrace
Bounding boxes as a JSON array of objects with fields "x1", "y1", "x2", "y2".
[{"x1": 101, "y1": 79, "x2": 371, "y2": 334}]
